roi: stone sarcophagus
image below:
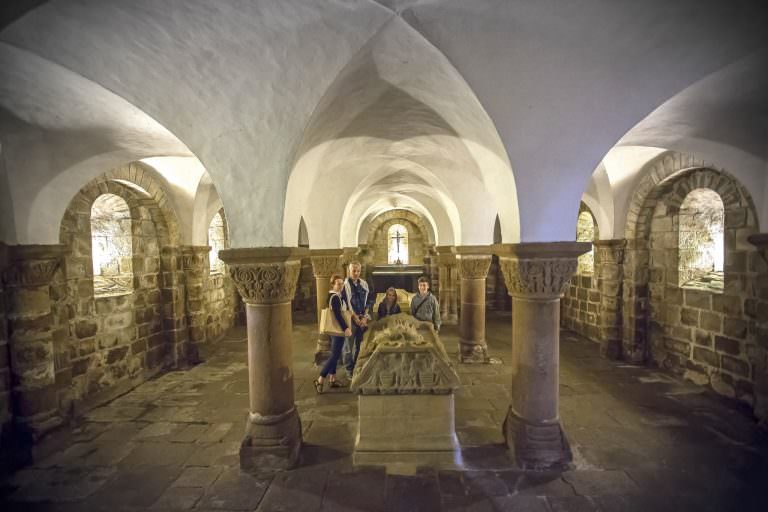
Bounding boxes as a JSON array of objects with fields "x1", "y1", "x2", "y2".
[{"x1": 350, "y1": 314, "x2": 461, "y2": 469}]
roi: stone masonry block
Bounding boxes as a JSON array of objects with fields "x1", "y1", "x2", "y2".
[
  {"x1": 694, "y1": 329, "x2": 712, "y2": 347},
  {"x1": 685, "y1": 290, "x2": 711, "y2": 310},
  {"x1": 693, "y1": 346, "x2": 719, "y2": 367},
  {"x1": 680, "y1": 308, "x2": 699, "y2": 327},
  {"x1": 721, "y1": 355, "x2": 750, "y2": 378},
  {"x1": 712, "y1": 294, "x2": 742, "y2": 316},
  {"x1": 715, "y1": 336, "x2": 741, "y2": 355},
  {"x1": 700, "y1": 311, "x2": 722, "y2": 332},
  {"x1": 723, "y1": 318, "x2": 748, "y2": 339}
]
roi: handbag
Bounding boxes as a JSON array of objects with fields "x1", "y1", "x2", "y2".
[{"x1": 320, "y1": 296, "x2": 353, "y2": 336}]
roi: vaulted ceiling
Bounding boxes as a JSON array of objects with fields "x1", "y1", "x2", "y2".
[{"x1": 1, "y1": 0, "x2": 766, "y2": 246}]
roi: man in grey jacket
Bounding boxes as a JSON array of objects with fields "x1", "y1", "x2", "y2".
[{"x1": 410, "y1": 276, "x2": 441, "y2": 332}]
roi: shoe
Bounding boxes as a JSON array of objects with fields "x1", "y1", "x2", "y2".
[
  {"x1": 313, "y1": 379, "x2": 323, "y2": 394},
  {"x1": 330, "y1": 380, "x2": 344, "y2": 388}
]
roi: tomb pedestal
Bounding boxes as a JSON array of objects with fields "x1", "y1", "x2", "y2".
[
  {"x1": 218, "y1": 247, "x2": 306, "y2": 473},
  {"x1": 350, "y1": 314, "x2": 461, "y2": 470}
]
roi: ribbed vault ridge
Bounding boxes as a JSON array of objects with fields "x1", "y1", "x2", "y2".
[{"x1": 284, "y1": 16, "x2": 519, "y2": 249}]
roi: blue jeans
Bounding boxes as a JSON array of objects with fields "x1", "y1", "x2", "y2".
[
  {"x1": 343, "y1": 323, "x2": 366, "y2": 374},
  {"x1": 320, "y1": 336, "x2": 345, "y2": 378}
]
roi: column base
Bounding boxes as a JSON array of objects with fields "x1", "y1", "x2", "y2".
[
  {"x1": 15, "y1": 409, "x2": 64, "y2": 442},
  {"x1": 239, "y1": 407, "x2": 302, "y2": 473},
  {"x1": 314, "y1": 333, "x2": 331, "y2": 366},
  {"x1": 503, "y1": 408, "x2": 572, "y2": 471},
  {"x1": 459, "y1": 341, "x2": 489, "y2": 364},
  {"x1": 599, "y1": 338, "x2": 622, "y2": 360}
]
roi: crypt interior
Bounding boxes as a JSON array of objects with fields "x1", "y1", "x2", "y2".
[{"x1": 1, "y1": 1, "x2": 768, "y2": 511}]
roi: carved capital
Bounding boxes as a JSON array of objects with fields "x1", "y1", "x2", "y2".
[
  {"x1": 310, "y1": 254, "x2": 341, "y2": 278},
  {"x1": 499, "y1": 257, "x2": 578, "y2": 299},
  {"x1": 458, "y1": 255, "x2": 491, "y2": 280},
  {"x1": 228, "y1": 261, "x2": 300, "y2": 305},
  {"x1": 181, "y1": 246, "x2": 211, "y2": 270},
  {"x1": 3, "y1": 245, "x2": 64, "y2": 288},
  {"x1": 593, "y1": 239, "x2": 626, "y2": 264},
  {"x1": 219, "y1": 248, "x2": 307, "y2": 305}
]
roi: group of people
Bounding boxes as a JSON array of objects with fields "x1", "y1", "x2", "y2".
[{"x1": 313, "y1": 261, "x2": 441, "y2": 393}]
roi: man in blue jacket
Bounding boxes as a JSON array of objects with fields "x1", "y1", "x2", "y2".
[{"x1": 341, "y1": 261, "x2": 374, "y2": 377}]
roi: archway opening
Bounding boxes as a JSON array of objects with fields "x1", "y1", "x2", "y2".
[
  {"x1": 678, "y1": 188, "x2": 724, "y2": 291},
  {"x1": 387, "y1": 223, "x2": 409, "y2": 264},
  {"x1": 91, "y1": 193, "x2": 133, "y2": 297}
]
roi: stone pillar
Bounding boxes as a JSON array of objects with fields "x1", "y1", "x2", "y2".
[
  {"x1": 748, "y1": 233, "x2": 768, "y2": 426},
  {"x1": 456, "y1": 248, "x2": 492, "y2": 364},
  {"x1": 497, "y1": 242, "x2": 589, "y2": 470},
  {"x1": 2, "y1": 245, "x2": 65, "y2": 440},
  {"x1": 181, "y1": 246, "x2": 210, "y2": 363},
  {"x1": 310, "y1": 249, "x2": 342, "y2": 365},
  {"x1": 218, "y1": 247, "x2": 306, "y2": 472},
  {"x1": 436, "y1": 246, "x2": 458, "y2": 325},
  {"x1": 160, "y1": 247, "x2": 189, "y2": 368},
  {"x1": 594, "y1": 239, "x2": 626, "y2": 360}
]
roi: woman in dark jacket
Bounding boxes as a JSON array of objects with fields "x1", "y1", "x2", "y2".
[
  {"x1": 314, "y1": 274, "x2": 352, "y2": 393},
  {"x1": 377, "y1": 287, "x2": 401, "y2": 319}
]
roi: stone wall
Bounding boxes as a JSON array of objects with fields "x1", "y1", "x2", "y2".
[
  {"x1": 486, "y1": 255, "x2": 510, "y2": 311},
  {"x1": 562, "y1": 273, "x2": 601, "y2": 341},
  {"x1": 627, "y1": 168, "x2": 763, "y2": 407},
  {"x1": 367, "y1": 209, "x2": 430, "y2": 266},
  {"x1": 56, "y1": 179, "x2": 169, "y2": 415},
  {"x1": 293, "y1": 256, "x2": 315, "y2": 314},
  {"x1": 0, "y1": 243, "x2": 10, "y2": 467},
  {"x1": 204, "y1": 272, "x2": 238, "y2": 342},
  {"x1": 562, "y1": 205, "x2": 600, "y2": 340}
]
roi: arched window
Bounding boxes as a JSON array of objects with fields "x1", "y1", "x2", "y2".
[
  {"x1": 208, "y1": 211, "x2": 227, "y2": 274},
  {"x1": 679, "y1": 188, "x2": 724, "y2": 290},
  {"x1": 576, "y1": 210, "x2": 595, "y2": 274},
  {"x1": 91, "y1": 193, "x2": 133, "y2": 296},
  {"x1": 387, "y1": 224, "x2": 409, "y2": 264}
]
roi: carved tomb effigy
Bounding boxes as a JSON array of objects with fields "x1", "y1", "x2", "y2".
[{"x1": 350, "y1": 314, "x2": 461, "y2": 468}]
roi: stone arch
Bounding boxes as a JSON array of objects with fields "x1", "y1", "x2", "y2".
[
  {"x1": 624, "y1": 152, "x2": 707, "y2": 240},
  {"x1": 298, "y1": 217, "x2": 309, "y2": 248},
  {"x1": 622, "y1": 162, "x2": 760, "y2": 390},
  {"x1": 53, "y1": 167, "x2": 181, "y2": 418},
  {"x1": 366, "y1": 209, "x2": 432, "y2": 266},
  {"x1": 576, "y1": 202, "x2": 599, "y2": 275},
  {"x1": 102, "y1": 161, "x2": 181, "y2": 246},
  {"x1": 207, "y1": 208, "x2": 228, "y2": 275}
]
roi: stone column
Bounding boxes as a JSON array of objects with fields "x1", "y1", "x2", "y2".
[
  {"x1": 218, "y1": 247, "x2": 306, "y2": 472},
  {"x1": 2, "y1": 245, "x2": 65, "y2": 440},
  {"x1": 436, "y1": 246, "x2": 458, "y2": 325},
  {"x1": 181, "y1": 245, "x2": 210, "y2": 363},
  {"x1": 497, "y1": 242, "x2": 589, "y2": 470},
  {"x1": 748, "y1": 234, "x2": 768, "y2": 426},
  {"x1": 160, "y1": 246, "x2": 189, "y2": 368},
  {"x1": 456, "y1": 247, "x2": 492, "y2": 363},
  {"x1": 594, "y1": 239, "x2": 626, "y2": 360},
  {"x1": 310, "y1": 249, "x2": 342, "y2": 365}
]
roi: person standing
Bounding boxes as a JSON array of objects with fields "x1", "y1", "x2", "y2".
[
  {"x1": 314, "y1": 274, "x2": 352, "y2": 393},
  {"x1": 410, "y1": 276, "x2": 441, "y2": 332},
  {"x1": 341, "y1": 261, "x2": 375, "y2": 377},
  {"x1": 377, "y1": 287, "x2": 401, "y2": 319}
]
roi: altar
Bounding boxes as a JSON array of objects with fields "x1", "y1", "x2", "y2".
[{"x1": 371, "y1": 264, "x2": 426, "y2": 292}]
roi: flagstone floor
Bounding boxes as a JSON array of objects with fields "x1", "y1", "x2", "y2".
[{"x1": 1, "y1": 311, "x2": 767, "y2": 511}]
